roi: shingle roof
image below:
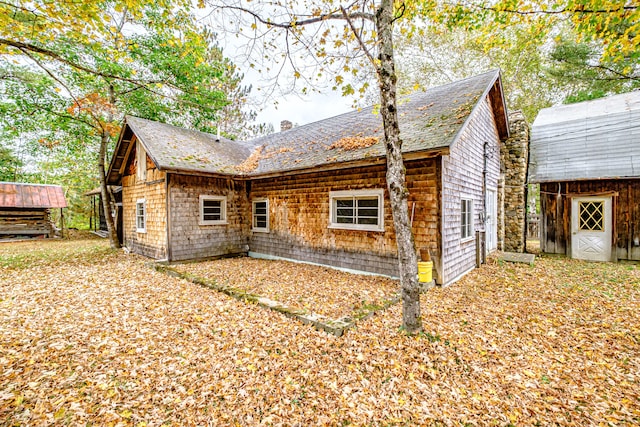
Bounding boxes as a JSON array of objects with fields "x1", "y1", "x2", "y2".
[
  {"x1": 108, "y1": 70, "x2": 505, "y2": 183},
  {"x1": 126, "y1": 116, "x2": 256, "y2": 175},
  {"x1": 529, "y1": 91, "x2": 640, "y2": 183},
  {"x1": 0, "y1": 182, "x2": 67, "y2": 208},
  {"x1": 247, "y1": 70, "x2": 503, "y2": 175}
]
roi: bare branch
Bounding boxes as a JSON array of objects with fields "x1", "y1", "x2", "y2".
[
  {"x1": 480, "y1": 4, "x2": 637, "y2": 15},
  {"x1": 217, "y1": 5, "x2": 374, "y2": 29},
  {"x1": 340, "y1": 6, "x2": 376, "y2": 69}
]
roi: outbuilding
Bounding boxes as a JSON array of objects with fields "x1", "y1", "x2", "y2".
[
  {"x1": 0, "y1": 182, "x2": 67, "y2": 239},
  {"x1": 529, "y1": 91, "x2": 640, "y2": 261}
]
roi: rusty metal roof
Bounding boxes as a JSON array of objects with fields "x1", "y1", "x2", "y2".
[{"x1": 0, "y1": 182, "x2": 67, "y2": 208}]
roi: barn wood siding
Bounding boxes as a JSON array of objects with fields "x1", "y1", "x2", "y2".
[
  {"x1": 122, "y1": 150, "x2": 168, "y2": 259},
  {"x1": 441, "y1": 97, "x2": 501, "y2": 284},
  {"x1": 168, "y1": 175, "x2": 249, "y2": 261},
  {"x1": 249, "y1": 159, "x2": 440, "y2": 278},
  {"x1": 0, "y1": 208, "x2": 53, "y2": 237},
  {"x1": 540, "y1": 179, "x2": 640, "y2": 260}
]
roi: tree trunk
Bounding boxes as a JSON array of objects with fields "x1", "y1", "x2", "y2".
[
  {"x1": 375, "y1": 0, "x2": 422, "y2": 334},
  {"x1": 99, "y1": 131, "x2": 121, "y2": 249}
]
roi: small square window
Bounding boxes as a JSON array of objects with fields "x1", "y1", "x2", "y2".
[
  {"x1": 199, "y1": 195, "x2": 227, "y2": 225},
  {"x1": 136, "y1": 199, "x2": 146, "y2": 233},
  {"x1": 252, "y1": 199, "x2": 269, "y2": 232},
  {"x1": 461, "y1": 198, "x2": 473, "y2": 240}
]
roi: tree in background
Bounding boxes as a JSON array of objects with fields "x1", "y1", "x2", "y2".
[
  {"x1": 0, "y1": 1, "x2": 254, "y2": 246},
  {"x1": 419, "y1": 0, "x2": 639, "y2": 113}
]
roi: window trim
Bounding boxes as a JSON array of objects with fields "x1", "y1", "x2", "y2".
[
  {"x1": 252, "y1": 198, "x2": 270, "y2": 232},
  {"x1": 329, "y1": 189, "x2": 384, "y2": 232},
  {"x1": 136, "y1": 140, "x2": 147, "y2": 181},
  {"x1": 461, "y1": 198, "x2": 473, "y2": 242},
  {"x1": 199, "y1": 195, "x2": 227, "y2": 225},
  {"x1": 136, "y1": 198, "x2": 146, "y2": 233}
]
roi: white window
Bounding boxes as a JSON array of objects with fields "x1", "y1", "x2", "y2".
[
  {"x1": 199, "y1": 195, "x2": 227, "y2": 225},
  {"x1": 136, "y1": 198, "x2": 146, "y2": 233},
  {"x1": 252, "y1": 199, "x2": 269, "y2": 232},
  {"x1": 329, "y1": 189, "x2": 384, "y2": 232},
  {"x1": 136, "y1": 140, "x2": 147, "y2": 181},
  {"x1": 461, "y1": 198, "x2": 473, "y2": 240}
]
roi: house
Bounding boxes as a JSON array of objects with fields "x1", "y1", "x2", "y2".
[
  {"x1": 529, "y1": 91, "x2": 640, "y2": 261},
  {"x1": 107, "y1": 70, "x2": 510, "y2": 285},
  {"x1": 0, "y1": 182, "x2": 67, "y2": 238}
]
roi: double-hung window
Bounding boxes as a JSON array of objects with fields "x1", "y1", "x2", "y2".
[
  {"x1": 136, "y1": 198, "x2": 146, "y2": 233},
  {"x1": 252, "y1": 199, "x2": 269, "y2": 232},
  {"x1": 199, "y1": 195, "x2": 227, "y2": 225},
  {"x1": 461, "y1": 198, "x2": 473, "y2": 240},
  {"x1": 329, "y1": 189, "x2": 384, "y2": 232}
]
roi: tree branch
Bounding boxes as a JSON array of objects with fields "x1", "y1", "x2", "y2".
[
  {"x1": 217, "y1": 5, "x2": 374, "y2": 29},
  {"x1": 340, "y1": 6, "x2": 377, "y2": 69},
  {"x1": 480, "y1": 4, "x2": 637, "y2": 15}
]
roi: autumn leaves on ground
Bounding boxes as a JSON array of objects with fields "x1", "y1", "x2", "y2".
[{"x1": 0, "y1": 237, "x2": 638, "y2": 426}]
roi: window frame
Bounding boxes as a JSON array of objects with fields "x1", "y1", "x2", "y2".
[
  {"x1": 136, "y1": 140, "x2": 147, "y2": 181},
  {"x1": 252, "y1": 199, "x2": 270, "y2": 232},
  {"x1": 460, "y1": 198, "x2": 473, "y2": 241},
  {"x1": 136, "y1": 198, "x2": 146, "y2": 233},
  {"x1": 199, "y1": 195, "x2": 227, "y2": 225},
  {"x1": 329, "y1": 189, "x2": 384, "y2": 232}
]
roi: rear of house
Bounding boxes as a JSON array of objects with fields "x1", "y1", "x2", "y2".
[
  {"x1": 529, "y1": 91, "x2": 640, "y2": 261},
  {"x1": 108, "y1": 71, "x2": 510, "y2": 285}
]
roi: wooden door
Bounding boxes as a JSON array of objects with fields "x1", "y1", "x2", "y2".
[{"x1": 571, "y1": 197, "x2": 612, "y2": 261}]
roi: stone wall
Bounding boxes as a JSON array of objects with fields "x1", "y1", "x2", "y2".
[{"x1": 499, "y1": 111, "x2": 529, "y2": 253}]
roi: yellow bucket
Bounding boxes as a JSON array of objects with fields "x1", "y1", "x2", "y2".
[{"x1": 418, "y1": 261, "x2": 433, "y2": 283}]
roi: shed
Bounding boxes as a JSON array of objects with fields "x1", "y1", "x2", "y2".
[
  {"x1": 529, "y1": 91, "x2": 640, "y2": 261},
  {"x1": 0, "y1": 182, "x2": 68, "y2": 238}
]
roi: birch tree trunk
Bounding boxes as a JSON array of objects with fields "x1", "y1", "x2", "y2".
[{"x1": 376, "y1": 0, "x2": 422, "y2": 333}]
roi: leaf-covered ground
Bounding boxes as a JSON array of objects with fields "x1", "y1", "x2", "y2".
[
  {"x1": 173, "y1": 258, "x2": 399, "y2": 320},
  {"x1": 1, "y1": 238, "x2": 638, "y2": 426}
]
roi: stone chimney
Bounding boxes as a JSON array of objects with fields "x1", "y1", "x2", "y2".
[
  {"x1": 280, "y1": 120, "x2": 293, "y2": 132},
  {"x1": 498, "y1": 111, "x2": 530, "y2": 253}
]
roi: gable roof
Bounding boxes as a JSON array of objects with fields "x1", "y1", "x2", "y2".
[
  {"x1": 107, "y1": 70, "x2": 507, "y2": 184},
  {"x1": 0, "y1": 182, "x2": 67, "y2": 208},
  {"x1": 529, "y1": 91, "x2": 640, "y2": 183}
]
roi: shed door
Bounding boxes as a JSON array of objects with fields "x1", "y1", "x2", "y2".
[{"x1": 571, "y1": 197, "x2": 612, "y2": 261}]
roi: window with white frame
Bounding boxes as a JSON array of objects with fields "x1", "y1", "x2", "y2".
[
  {"x1": 461, "y1": 198, "x2": 473, "y2": 240},
  {"x1": 329, "y1": 189, "x2": 384, "y2": 231},
  {"x1": 136, "y1": 140, "x2": 147, "y2": 181},
  {"x1": 252, "y1": 199, "x2": 269, "y2": 232},
  {"x1": 199, "y1": 195, "x2": 227, "y2": 225},
  {"x1": 136, "y1": 198, "x2": 146, "y2": 233}
]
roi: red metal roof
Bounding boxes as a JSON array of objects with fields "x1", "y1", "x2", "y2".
[{"x1": 0, "y1": 182, "x2": 68, "y2": 208}]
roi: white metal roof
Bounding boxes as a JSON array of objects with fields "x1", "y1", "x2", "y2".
[{"x1": 529, "y1": 91, "x2": 640, "y2": 183}]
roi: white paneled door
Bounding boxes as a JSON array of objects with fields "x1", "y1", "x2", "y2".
[
  {"x1": 486, "y1": 189, "x2": 497, "y2": 252},
  {"x1": 571, "y1": 197, "x2": 612, "y2": 261}
]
